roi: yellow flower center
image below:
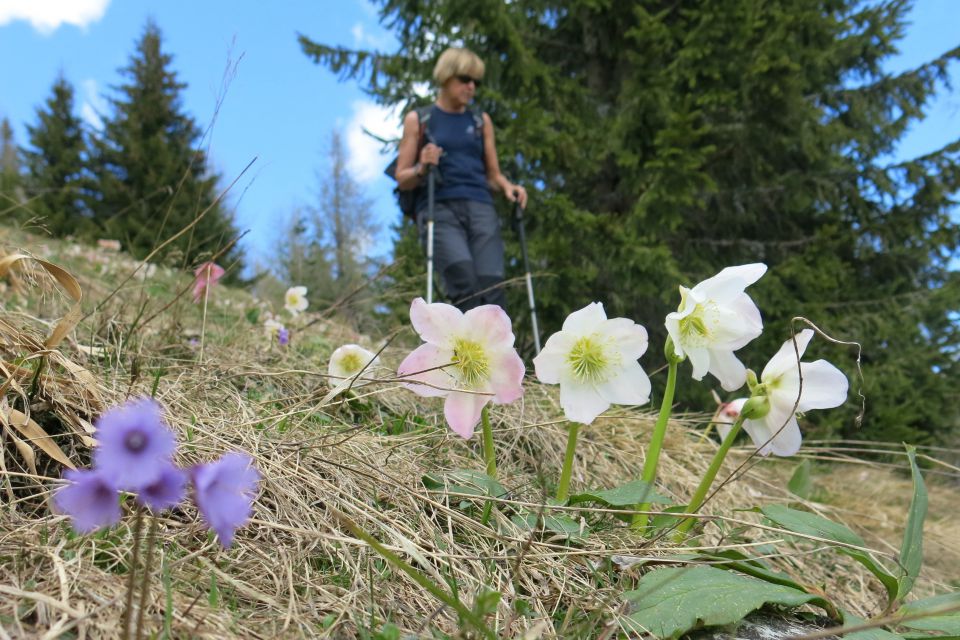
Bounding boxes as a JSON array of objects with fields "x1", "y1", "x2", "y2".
[
  {"x1": 677, "y1": 293, "x2": 720, "y2": 348},
  {"x1": 452, "y1": 338, "x2": 490, "y2": 388},
  {"x1": 339, "y1": 352, "x2": 363, "y2": 375},
  {"x1": 567, "y1": 335, "x2": 612, "y2": 383}
]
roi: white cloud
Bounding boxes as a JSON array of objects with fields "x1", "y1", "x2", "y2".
[
  {"x1": 345, "y1": 100, "x2": 404, "y2": 184},
  {"x1": 0, "y1": 0, "x2": 111, "y2": 34},
  {"x1": 79, "y1": 78, "x2": 108, "y2": 130},
  {"x1": 350, "y1": 21, "x2": 391, "y2": 50}
]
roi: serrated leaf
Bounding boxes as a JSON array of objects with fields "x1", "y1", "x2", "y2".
[
  {"x1": 787, "y1": 459, "x2": 812, "y2": 499},
  {"x1": 760, "y1": 504, "x2": 898, "y2": 606},
  {"x1": 898, "y1": 592, "x2": 960, "y2": 634},
  {"x1": 422, "y1": 470, "x2": 506, "y2": 499},
  {"x1": 568, "y1": 479, "x2": 671, "y2": 508},
  {"x1": 510, "y1": 513, "x2": 587, "y2": 541},
  {"x1": 897, "y1": 446, "x2": 927, "y2": 601},
  {"x1": 622, "y1": 566, "x2": 818, "y2": 639},
  {"x1": 649, "y1": 505, "x2": 690, "y2": 532}
]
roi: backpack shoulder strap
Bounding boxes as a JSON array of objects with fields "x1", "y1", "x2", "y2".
[{"x1": 415, "y1": 105, "x2": 434, "y2": 146}]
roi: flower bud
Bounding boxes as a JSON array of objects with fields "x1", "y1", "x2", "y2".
[
  {"x1": 740, "y1": 394, "x2": 770, "y2": 420},
  {"x1": 664, "y1": 336, "x2": 686, "y2": 364}
]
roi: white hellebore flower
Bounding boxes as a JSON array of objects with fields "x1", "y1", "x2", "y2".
[
  {"x1": 284, "y1": 286, "x2": 308, "y2": 316},
  {"x1": 533, "y1": 302, "x2": 651, "y2": 425},
  {"x1": 264, "y1": 318, "x2": 285, "y2": 340},
  {"x1": 719, "y1": 329, "x2": 848, "y2": 457},
  {"x1": 329, "y1": 344, "x2": 380, "y2": 385},
  {"x1": 665, "y1": 263, "x2": 767, "y2": 391}
]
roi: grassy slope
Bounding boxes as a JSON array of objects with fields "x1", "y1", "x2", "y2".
[{"x1": 1, "y1": 224, "x2": 957, "y2": 639}]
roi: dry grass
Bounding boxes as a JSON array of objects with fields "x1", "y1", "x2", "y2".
[{"x1": 1, "y1": 225, "x2": 958, "y2": 639}]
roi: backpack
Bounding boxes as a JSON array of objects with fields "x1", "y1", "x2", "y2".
[{"x1": 384, "y1": 105, "x2": 485, "y2": 220}]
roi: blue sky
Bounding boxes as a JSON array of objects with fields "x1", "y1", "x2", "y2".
[{"x1": 0, "y1": 0, "x2": 958, "y2": 270}]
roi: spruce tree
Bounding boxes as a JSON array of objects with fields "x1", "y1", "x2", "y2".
[
  {"x1": 22, "y1": 74, "x2": 93, "y2": 238},
  {"x1": 301, "y1": 1, "x2": 960, "y2": 445},
  {"x1": 313, "y1": 130, "x2": 379, "y2": 319},
  {"x1": 0, "y1": 118, "x2": 25, "y2": 219},
  {"x1": 91, "y1": 19, "x2": 240, "y2": 268}
]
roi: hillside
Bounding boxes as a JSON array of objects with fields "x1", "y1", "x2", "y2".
[{"x1": 1, "y1": 224, "x2": 958, "y2": 639}]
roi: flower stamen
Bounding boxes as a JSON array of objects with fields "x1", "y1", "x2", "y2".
[
  {"x1": 567, "y1": 335, "x2": 611, "y2": 383},
  {"x1": 452, "y1": 338, "x2": 490, "y2": 388}
]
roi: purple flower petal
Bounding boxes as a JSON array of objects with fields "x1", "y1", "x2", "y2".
[
  {"x1": 136, "y1": 464, "x2": 187, "y2": 512},
  {"x1": 53, "y1": 469, "x2": 121, "y2": 534},
  {"x1": 278, "y1": 328, "x2": 290, "y2": 346},
  {"x1": 93, "y1": 397, "x2": 176, "y2": 491},
  {"x1": 191, "y1": 453, "x2": 260, "y2": 548}
]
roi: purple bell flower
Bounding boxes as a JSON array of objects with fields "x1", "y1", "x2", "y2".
[
  {"x1": 192, "y1": 453, "x2": 260, "y2": 548},
  {"x1": 53, "y1": 469, "x2": 121, "y2": 534},
  {"x1": 93, "y1": 397, "x2": 176, "y2": 491},
  {"x1": 136, "y1": 464, "x2": 187, "y2": 512}
]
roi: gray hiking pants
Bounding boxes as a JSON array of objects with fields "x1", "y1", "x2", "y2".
[{"x1": 418, "y1": 199, "x2": 506, "y2": 312}]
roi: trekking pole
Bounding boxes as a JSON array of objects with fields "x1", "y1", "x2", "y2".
[
  {"x1": 425, "y1": 165, "x2": 436, "y2": 304},
  {"x1": 513, "y1": 193, "x2": 541, "y2": 354}
]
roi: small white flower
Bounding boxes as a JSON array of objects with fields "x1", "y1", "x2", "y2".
[
  {"x1": 329, "y1": 344, "x2": 381, "y2": 385},
  {"x1": 719, "y1": 329, "x2": 848, "y2": 456},
  {"x1": 284, "y1": 286, "x2": 308, "y2": 316},
  {"x1": 533, "y1": 302, "x2": 651, "y2": 425},
  {"x1": 665, "y1": 263, "x2": 767, "y2": 391},
  {"x1": 264, "y1": 318, "x2": 285, "y2": 340}
]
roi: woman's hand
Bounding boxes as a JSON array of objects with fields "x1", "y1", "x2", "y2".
[
  {"x1": 419, "y1": 143, "x2": 443, "y2": 167},
  {"x1": 507, "y1": 184, "x2": 528, "y2": 209}
]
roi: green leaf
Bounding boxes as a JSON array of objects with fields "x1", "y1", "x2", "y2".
[
  {"x1": 695, "y1": 550, "x2": 818, "y2": 594},
  {"x1": 422, "y1": 470, "x2": 507, "y2": 500},
  {"x1": 511, "y1": 513, "x2": 588, "y2": 541},
  {"x1": 760, "y1": 504, "x2": 899, "y2": 606},
  {"x1": 623, "y1": 566, "x2": 819, "y2": 639},
  {"x1": 208, "y1": 572, "x2": 219, "y2": 608},
  {"x1": 649, "y1": 505, "x2": 691, "y2": 532},
  {"x1": 897, "y1": 446, "x2": 928, "y2": 601},
  {"x1": 841, "y1": 611, "x2": 906, "y2": 639},
  {"x1": 897, "y1": 592, "x2": 960, "y2": 634},
  {"x1": 787, "y1": 459, "x2": 813, "y2": 499},
  {"x1": 568, "y1": 479, "x2": 671, "y2": 509}
]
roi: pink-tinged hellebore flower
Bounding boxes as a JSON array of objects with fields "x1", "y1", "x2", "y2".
[
  {"x1": 93, "y1": 397, "x2": 176, "y2": 491},
  {"x1": 192, "y1": 262, "x2": 225, "y2": 303},
  {"x1": 711, "y1": 397, "x2": 747, "y2": 429},
  {"x1": 718, "y1": 330, "x2": 848, "y2": 456},
  {"x1": 397, "y1": 298, "x2": 525, "y2": 439},
  {"x1": 53, "y1": 469, "x2": 121, "y2": 534},
  {"x1": 192, "y1": 453, "x2": 260, "y2": 548},
  {"x1": 533, "y1": 302, "x2": 651, "y2": 424},
  {"x1": 665, "y1": 263, "x2": 767, "y2": 392},
  {"x1": 329, "y1": 344, "x2": 380, "y2": 386},
  {"x1": 136, "y1": 464, "x2": 187, "y2": 512}
]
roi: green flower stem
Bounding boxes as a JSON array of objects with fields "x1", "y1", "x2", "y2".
[
  {"x1": 121, "y1": 507, "x2": 144, "y2": 640},
  {"x1": 332, "y1": 507, "x2": 496, "y2": 640},
  {"x1": 480, "y1": 406, "x2": 496, "y2": 525},
  {"x1": 556, "y1": 423, "x2": 581, "y2": 503},
  {"x1": 632, "y1": 358, "x2": 678, "y2": 529},
  {"x1": 134, "y1": 515, "x2": 160, "y2": 640},
  {"x1": 675, "y1": 415, "x2": 745, "y2": 537}
]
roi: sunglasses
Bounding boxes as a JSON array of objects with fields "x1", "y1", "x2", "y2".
[{"x1": 455, "y1": 74, "x2": 482, "y2": 87}]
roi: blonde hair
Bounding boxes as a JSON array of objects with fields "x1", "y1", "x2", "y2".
[{"x1": 433, "y1": 48, "x2": 485, "y2": 86}]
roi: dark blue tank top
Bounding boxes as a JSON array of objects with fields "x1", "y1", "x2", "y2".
[{"x1": 417, "y1": 105, "x2": 493, "y2": 210}]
